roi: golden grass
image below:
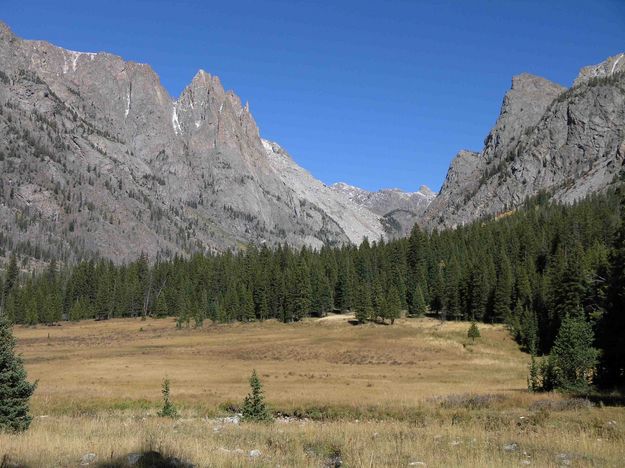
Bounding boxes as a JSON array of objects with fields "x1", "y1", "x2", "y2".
[{"x1": 2, "y1": 316, "x2": 624, "y2": 466}]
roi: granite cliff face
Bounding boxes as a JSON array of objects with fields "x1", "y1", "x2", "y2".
[
  {"x1": 423, "y1": 56, "x2": 625, "y2": 228},
  {"x1": 330, "y1": 182, "x2": 435, "y2": 236},
  {"x1": 0, "y1": 22, "x2": 386, "y2": 263}
]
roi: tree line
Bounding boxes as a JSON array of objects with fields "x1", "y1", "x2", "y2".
[{"x1": 1, "y1": 187, "x2": 624, "y2": 390}]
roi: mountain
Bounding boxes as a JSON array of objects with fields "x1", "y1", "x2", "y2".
[
  {"x1": 261, "y1": 140, "x2": 384, "y2": 244},
  {"x1": 423, "y1": 55, "x2": 625, "y2": 228},
  {"x1": 331, "y1": 182, "x2": 435, "y2": 236},
  {"x1": 0, "y1": 22, "x2": 386, "y2": 264}
]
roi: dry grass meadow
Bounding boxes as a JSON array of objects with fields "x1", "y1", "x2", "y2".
[{"x1": 1, "y1": 316, "x2": 624, "y2": 467}]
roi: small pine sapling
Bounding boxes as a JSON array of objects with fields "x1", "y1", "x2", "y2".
[
  {"x1": 157, "y1": 378, "x2": 178, "y2": 418},
  {"x1": 468, "y1": 321, "x2": 481, "y2": 342},
  {"x1": 241, "y1": 370, "x2": 272, "y2": 422}
]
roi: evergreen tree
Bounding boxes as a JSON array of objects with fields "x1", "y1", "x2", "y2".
[
  {"x1": 410, "y1": 284, "x2": 427, "y2": 317},
  {"x1": 2, "y1": 255, "x2": 19, "y2": 302},
  {"x1": 467, "y1": 265, "x2": 487, "y2": 320},
  {"x1": 157, "y1": 378, "x2": 178, "y2": 418},
  {"x1": 0, "y1": 314, "x2": 36, "y2": 432},
  {"x1": 241, "y1": 370, "x2": 271, "y2": 422},
  {"x1": 371, "y1": 278, "x2": 386, "y2": 323},
  {"x1": 311, "y1": 267, "x2": 333, "y2": 317},
  {"x1": 527, "y1": 353, "x2": 541, "y2": 392},
  {"x1": 467, "y1": 321, "x2": 480, "y2": 342},
  {"x1": 286, "y1": 261, "x2": 311, "y2": 321},
  {"x1": 354, "y1": 283, "x2": 373, "y2": 323},
  {"x1": 597, "y1": 189, "x2": 625, "y2": 388},
  {"x1": 154, "y1": 291, "x2": 168, "y2": 317},
  {"x1": 385, "y1": 286, "x2": 402, "y2": 324},
  {"x1": 443, "y1": 261, "x2": 461, "y2": 319},
  {"x1": 490, "y1": 245, "x2": 514, "y2": 323},
  {"x1": 335, "y1": 256, "x2": 355, "y2": 312},
  {"x1": 239, "y1": 285, "x2": 255, "y2": 322},
  {"x1": 549, "y1": 313, "x2": 598, "y2": 392}
]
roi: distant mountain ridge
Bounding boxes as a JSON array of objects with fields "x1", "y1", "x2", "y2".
[{"x1": 330, "y1": 182, "x2": 435, "y2": 237}]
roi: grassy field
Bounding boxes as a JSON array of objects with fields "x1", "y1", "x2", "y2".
[{"x1": 1, "y1": 316, "x2": 624, "y2": 467}]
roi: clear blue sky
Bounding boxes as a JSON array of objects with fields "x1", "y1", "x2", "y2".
[{"x1": 3, "y1": 1, "x2": 625, "y2": 191}]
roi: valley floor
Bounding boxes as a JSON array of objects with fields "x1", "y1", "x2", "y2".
[{"x1": 2, "y1": 317, "x2": 624, "y2": 466}]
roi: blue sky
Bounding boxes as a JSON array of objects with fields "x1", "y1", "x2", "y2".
[{"x1": 3, "y1": 1, "x2": 625, "y2": 191}]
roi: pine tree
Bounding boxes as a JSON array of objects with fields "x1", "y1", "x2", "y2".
[
  {"x1": 468, "y1": 265, "x2": 487, "y2": 320},
  {"x1": 410, "y1": 284, "x2": 427, "y2": 317},
  {"x1": 0, "y1": 314, "x2": 36, "y2": 432},
  {"x1": 549, "y1": 313, "x2": 598, "y2": 392},
  {"x1": 241, "y1": 370, "x2": 271, "y2": 422},
  {"x1": 154, "y1": 291, "x2": 168, "y2": 317},
  {"x1": 443, "y1": 260, "x2": 461, "y2": 320},
  {"x1": 286, "y1": 261, "x2": 311, "y2": 321},
  {"x1": 467, "y1": 321, "x2": 480, "y2": 342},
  {"x1": 527, "y1": 354, "x2": 540, "y2": 391},
  {"x1": 385, "y1": 286, "x2": 402, "y2": 324},
  {"x1": 157, "y1": 378, "x2": 178, "y2": 418},
  {"x1": 597, "y1": 189, "x2": 625, "y2": 388},
  {"x1": 240, "y1": 285, "x2": 255, "y2": 322},
  {"x1": 371, "y1": 278, "x2": 385, "y2": 323},
  {"x1": 2, "y1": 255, "x2": 19, "y2": 302},
  {"x1": 354, "y1": 283, "x2": 373, "y2": 323},
  {"x1": 491, "y1": 248, "x2": 513, "y2": 323}
]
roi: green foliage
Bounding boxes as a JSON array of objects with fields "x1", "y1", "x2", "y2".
[
  {"x1": 527, "y1": 354, "x2": 540, "y2": 392},
  {"x1": 410, "y1": 285, "x2": 427, "y2": 317},
  {"x1": 354, "y1": 283, "x2": 373, "y2": 323},
  {"x1": 467, "y1": 321, "x2": 481, "y2": 342},
  {"x1": 0, "y1": 314, "x2": 36, "y2": 432},
  {"x1": 157, "y1": 378, "x2": 178, "y2": 418},
  {"x1": 549, "y1": 313, "x2": 598, "y2": 392},
  {"x1": 385, "y1": 286, "x2": 402, "y2": 324},
  {"x1": 241, "y1": 370, "x2": 271, "y2": 422},
  {"x1": 597, "y1": 188, "x2": 625, "y2": 389}
]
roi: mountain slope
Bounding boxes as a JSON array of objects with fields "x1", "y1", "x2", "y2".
[
  {"x1": 424, "y1": 58, "x2": 625, "y2": 228},
  {"x1": 0, "y1": 22, "x2": 385, "y2": 263},
  {"x1": 262, "y1": 140, "x2": 385, "y2": 244},
  {"x1": 330, "y1": 182, "x2": 435, "y2": 236}
]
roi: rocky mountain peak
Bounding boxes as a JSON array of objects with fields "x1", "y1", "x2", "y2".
[
  {"x1": 482, "y1": 74, "x2": 564, "y2": 162},
  {"x1": 423, "y1": 52, "x2": 625, "y2": 230},
  {"x1": 574, "y1": 52, "x2": 625, "y2": 87},
  {"x1": 0, "y1": 21, "x2": 15, "y2": 40},
  {"x1": 418, "y1": 185, "x2": 435, "y2": 197}
]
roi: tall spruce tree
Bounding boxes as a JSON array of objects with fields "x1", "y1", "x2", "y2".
[
  {"x1": 0, "y1": 314, "x2": 36, "y2": 432},
  {"x1": 491, "y1": 251, "x2": 512, "y2": 323},
  {"x1": 410, "y1": 284, "x2": 427, "y2": 317},
  {"x1": 597, "y1": 189, "x2": 625, "y2": 388},
  {"x1": 385, "y1": 286, "x2": 402, "y2": 324},
  {"x1": 354, "y1": 283, "x2": 373, "y2": 323},
  {"x1": 549, "y1": 312, "x2": 598, "y2": 392}
]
